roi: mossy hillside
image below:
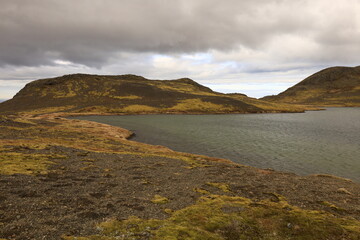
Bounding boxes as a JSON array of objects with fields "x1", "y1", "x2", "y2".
[
  {"x1": 167, "y1": 99, "x2": 235, "y2": 112},
  {"x1": 42, "y1": 99, "x2": 242, "y2": 114},
  {"x1": 0, "y1": 74, "x2": 308, "y2": 114},
  {"x1": 262, "y1": 66, "x2": 360, "y2": 106},
  {"x1": 228, "y1": 94, "x2": 320, "y2": 112},
  {"x1": 64, "y1": 195, "x2": 360, "y2": 240}
]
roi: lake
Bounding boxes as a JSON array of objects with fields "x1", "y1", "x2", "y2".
[{"x1": 73, "y1": 108, "x2": 360, "y2": 182}]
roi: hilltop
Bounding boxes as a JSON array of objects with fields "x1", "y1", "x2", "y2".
[
  {"x1": 262, "y1": 66, "x2": 360, "y2": 106},
  {"x1": 0, "y1": 74, "x2": 309, "y2": 115}
]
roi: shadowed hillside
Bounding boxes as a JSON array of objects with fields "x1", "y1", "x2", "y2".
[
  {"x1": 262, "y1": 66, "x2": 360, "y2": 106},
  {"x1": 0, "y1": 74, "x2": 308, "y2": 114}
]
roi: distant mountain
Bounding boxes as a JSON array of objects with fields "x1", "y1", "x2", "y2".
[
  {"x1": 0, "y1": 74, "x2": 308, "y2": 115},
  {"x1": 262, "y1": 66, "x2": 360, "y2": 106}
]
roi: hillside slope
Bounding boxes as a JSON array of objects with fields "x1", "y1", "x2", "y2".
[
  {"x1": 262, "y1": 66, "x2": 360, "y2": 106},
  {"x1": 0, "y1": 74, "x2": 307, "y2": 114}
]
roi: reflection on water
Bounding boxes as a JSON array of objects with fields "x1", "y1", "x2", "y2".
[{"x1": 73, "y1": 108, "x2": 360, "y2": 182}]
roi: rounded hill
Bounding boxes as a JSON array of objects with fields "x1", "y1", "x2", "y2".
[{"x1": 262, "y1": 66, "x2": 360, "y2": 106}]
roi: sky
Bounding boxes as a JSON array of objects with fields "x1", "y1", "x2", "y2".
[{"x1": 0, "y1": 0, "x2": 360, "y2": 100}]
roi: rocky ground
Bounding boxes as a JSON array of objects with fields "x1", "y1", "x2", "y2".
[{"x1": 0, "y1": 114, "x2": 359, "y2": 239}]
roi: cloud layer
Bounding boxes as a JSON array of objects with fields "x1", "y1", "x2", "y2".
[{"x1": 1, "y1": 0, "x2": 360, "y2": 98}]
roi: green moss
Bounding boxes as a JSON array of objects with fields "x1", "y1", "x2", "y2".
[
  {"x1": 111, "y1": 95, "x2": 142, "y2": 100},
  {"x1": 319, "y1": 201, "x2": 347, "y2": 212},
  {"x1": 0, "y1": 152, "x2": 64, "y2": 175},
  {"x1": 193, "y1": 188, "x2": 210, "y2": 195},
  {"x1": 21, "y1": 106, "x2": 75, "y2": 114},
  {"x1": 13, "y1": 118, "x2": 36, "y2": 125},
  {"x1": 168, "y1": 99, "x2": 234, "y2": 112},
  {"x1": 151, "y1": 82, "x2": 217, "y2": 97},
  {"x1": 66, "y1": 195, "x2": 360, "y2": 240},
  {"x1": 151, "y1": 194, "x2": 170, "y2": 204},
  {"x1": 164, "y1": 208, "x2": 173, "y2": 214},
  {"x1": 121, "y1": 104, "x2": 159, "y2": 113}
]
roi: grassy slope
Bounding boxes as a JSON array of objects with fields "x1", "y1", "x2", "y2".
[
  {"x1": 0, "y1": 74, "x2": 309, "y2": 115},
  {"x1": 262, "y1": 66, "x2": 360, "y2": 106},
  {"x1": 0, "y1": 114, "x2": 359, "y2": 239}
]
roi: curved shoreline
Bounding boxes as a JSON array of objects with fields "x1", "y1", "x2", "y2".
[
  {"x1": 5, "y1": 110, "x2": 358, "y2": 182},
  {"x1": 0, "y1": 112, "x2": 359, "y2": 239},
  {"x1": 67, "y1": 110, "x2": 360, "y2": 182}
]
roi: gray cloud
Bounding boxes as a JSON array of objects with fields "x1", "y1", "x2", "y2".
[
  {"x1": 1, "y1": 0, "x2": 360, "y2": 98},
  {"x1": 1, "y1": 0, "x2": 359, "y2": 68}
]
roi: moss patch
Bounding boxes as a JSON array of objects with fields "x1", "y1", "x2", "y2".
[
  {"x1": 193, "y1": 188, "x2": 211, "y2": 195},
  {"x1": 207, "y1": 182, "x2": 231, "y2": 192},
  {"x1": 21, "y1": 106, "x2": 76, "y2": 115},
  {"x1": 111, "y1": 95, "x2": 142, "y2": 100},
  {"x1": 168, "y1": 99, "x2": 234, "y2": 112},
  {"x1": 64, "y1": 195, "x2": 360, "y2": 240},
  {"x1": 151, "y1": 195, "x2": 170, "y2": 204},
  {"x1": 121, "y1": 104, "x2": 159, "y2": 113},
  {"x1": 0, "y1": 152, "x2": 64, "y2": 175}
]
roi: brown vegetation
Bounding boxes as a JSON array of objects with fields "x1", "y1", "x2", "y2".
[
  {"x1": 262, "y1": 66, "x2": 360, "y2": 106},
  {"x1": 0, "y1": 74, "x2": 310, "y2": 115}
]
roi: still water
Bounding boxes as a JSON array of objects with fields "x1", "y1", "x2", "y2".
[{"x1": 73, "y1": 108, "x2": 360, "y2": 182}]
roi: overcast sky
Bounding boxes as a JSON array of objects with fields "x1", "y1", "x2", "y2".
[{"x1": 0, "y1": 0, "x2": 359, "y2": 99}]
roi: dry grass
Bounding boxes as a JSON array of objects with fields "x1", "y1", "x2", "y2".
[
  {"x1": 20, "y1": 106, "x2": 76, "y2": 114},
  {"x1": 120, "y1": 104, "x2": 158, "y2": 113},
  {"x1": 0, "y1": 151, "x2": 64, "y2": 175},
  {"x1": 229, "y1": 94, "x2": 311, "y2": 112},
  {"x1": 149, "y1": 81, "x2": 217, "y2": 96},
  {"x1": 111, "y1": 95, "x2": 142, "y2": 100},
  {"x1": 168, "y1": 99, "x2": 234, "y2": 112},
  {"x1": 151, "y1": 195, "x2": 170, "y2": 204}
]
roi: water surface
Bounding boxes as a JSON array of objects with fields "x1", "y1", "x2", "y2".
[{"x1": 73, "y1": 108, "x2": 360, "y2": 182}]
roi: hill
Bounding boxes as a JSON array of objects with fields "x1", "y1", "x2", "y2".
[
  {"x1": 0, "y1": 74, "x2": 308, "y2": 115},
  {"x1": 262, "y1": 66, "x2": 360, "y2": 106}
]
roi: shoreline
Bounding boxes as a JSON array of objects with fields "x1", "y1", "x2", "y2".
[
  {"x1": 26, "y1": 106, "x2": 321, "y2": 119},
  {"x1": 3, "y1": 109, "x2": 359, "y2": 183},
  {"x1": 0, "y1": 112, "x2": 359, "y2": 239},
  {"x1": 67, "y1": 110, "x2": 360, "y2": 183}
]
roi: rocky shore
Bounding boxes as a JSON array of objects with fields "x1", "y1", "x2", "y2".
[{"x1": 0, "y1": 113, "x2": 359, "y2": 239}]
